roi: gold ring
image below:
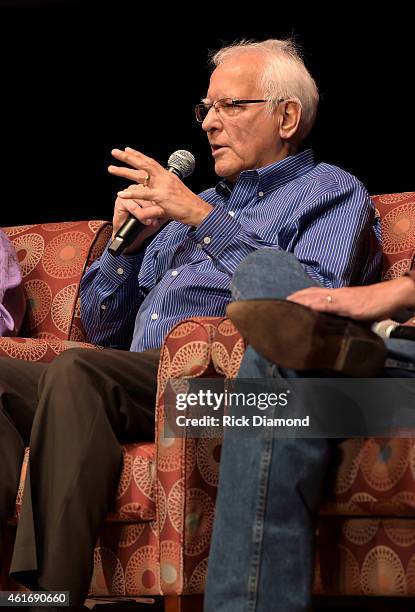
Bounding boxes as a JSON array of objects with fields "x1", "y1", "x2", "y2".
[
  {"x1": 142, "y1": 173, "x2": 150, "y2": 188},
  {"x1": 326, "y1": 295, "x2": 333, "y2": 303}
]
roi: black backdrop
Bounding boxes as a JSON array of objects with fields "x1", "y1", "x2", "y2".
[{"x1": 0, "y1": 0, "x2": 413, "y2": 227}]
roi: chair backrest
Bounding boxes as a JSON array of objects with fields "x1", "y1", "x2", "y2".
[
  {"x1": 1, "y1": 221, "x2": 112, "y2": 341},
  {"x1": 372, "y1": 192, "x2": 415, "y2": 281},
  {"x1": 2, "y1": 194, "x2": 414, "y2": 339}
]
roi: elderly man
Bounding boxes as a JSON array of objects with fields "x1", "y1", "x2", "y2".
[{"x1": 0, "y1": 39, "x2": 380, "y2": 606}]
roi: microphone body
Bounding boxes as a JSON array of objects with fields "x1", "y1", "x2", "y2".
[
  {"x1": 373, "y1": 319, "x2": 415, "y2": 341},
  {"x1": 108, "y1": 150, "x2": 195, "y2": 257}
]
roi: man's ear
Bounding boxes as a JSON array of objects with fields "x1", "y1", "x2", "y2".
[{"x1": 278, "y1": 100, "x2": 302, "y2": 140}]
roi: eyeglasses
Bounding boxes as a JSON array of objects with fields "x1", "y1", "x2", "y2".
[{"x1": 195, "y1": 98, "x2": 279, "y2": 123}]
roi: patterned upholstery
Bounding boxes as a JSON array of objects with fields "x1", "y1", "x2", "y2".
[
  {"x1": 0, "y1": 220, "x2": 112, "y2": 357},
  {"x1": 0, "y1": 220, "x2": 163, "y2": 596},
  {"x1": 373, "y1": 192, "x2": 415, "y2": 280},
  {"x1": 156, "y1": 320, "x2": 221, "y2": 595},
  {"x1": 3, "y1": 192, "x2": 415, "y2": 600},
  {"x1": 14, "y1": 445, "x2": 156, "y2": 524},
  {"x1": 153, "y1": 192, "x2": 415, "y2": 598},
  {"x1": 313, "y1": 518, "x2": 415, "y2": 597},
  {"x1": 0, "y1": 222, "x2": 220, "y2": 598},
  {"x1": 0, "y1": 337, "x2": 95, "y2": 361}
]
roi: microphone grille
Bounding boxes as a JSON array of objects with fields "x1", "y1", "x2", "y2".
[
  {"x1": 167, "y1": 150, "x2": 195, "y2": 179},
  {"x1": 372, "y1": 318, "x2": 399, "y2": 338}
]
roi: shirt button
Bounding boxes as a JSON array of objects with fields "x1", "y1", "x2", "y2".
[
  {"x1": 116, "y1": 267, "x2": 124, "y2": 275},
  {"x1": 171, "y1": 270, "x2": 178, "y2": 277},
  {"x1": 229, "y1": 211, "x2": 235, "y2": 217},
  {"x1": 258, "y1": 191, "x2": 264, "y2": 197},
  {"x1": 100, "y1": 304, "x2": 107, "y2": 311},
  {"x1": 151, "y1": 313, "x2": 158, "y2": 320},
  {"x1": 203, "y1": 236, "x2": 212, "y2": 245}
]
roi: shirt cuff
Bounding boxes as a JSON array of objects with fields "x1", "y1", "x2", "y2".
[
  {"x1": 99, "y1": 245, "x2": 145, "y2": 286},
  {"x1": 189, "y1": 206, "x2": 242, "y2": 258}
]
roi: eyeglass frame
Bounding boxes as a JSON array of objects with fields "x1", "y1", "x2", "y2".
[{"x1": 194, "y1": 97, "x2": 285, "y2": 123}]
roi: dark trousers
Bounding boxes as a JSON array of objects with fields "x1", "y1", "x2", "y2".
[{"x1": 0, "y1": 346, "x2": 160, "y2": 604}]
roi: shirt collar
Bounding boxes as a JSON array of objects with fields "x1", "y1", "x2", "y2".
[{"x1": 214, "y1": 149, "x2": 315, "y2": 198}]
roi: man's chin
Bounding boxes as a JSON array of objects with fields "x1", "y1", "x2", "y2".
[{"x1": 214, "y1": 161, "x2": 240, "y2": 181}]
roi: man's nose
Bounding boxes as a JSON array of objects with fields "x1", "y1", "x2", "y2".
[{"x1": 202, "y1": 107, "x2": 222, "y2": 132}]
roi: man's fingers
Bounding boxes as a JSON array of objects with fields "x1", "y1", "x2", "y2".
[
  {"x1": 138, "y1": 205, "x2": 165, "y2": 221},
  {"x1": 287, "y1": 287, "x2": 321, "y2": 300},
  {"x1": 111, "y1": 148, "x2": 156, "y2": 172},
  {"x1": 135, "y1": 198, "x2": 157, "y2": 209},
  {"x1": 125, "y1": 146, "x2": 139, "y2": 155},
  {"x1": 120, "y1": 199, "x2": 164, "y2": 221},
  {"x1": 108, "y1": 165, "x2": 150, "y2": 183},
  {"x1": 117, "y1": 186, "x2": 154, "y2": 200},
  {"x1": 287, "y1": 293, "x2": 335, "y2": 313}
]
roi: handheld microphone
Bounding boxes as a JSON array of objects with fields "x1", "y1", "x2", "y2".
[
  {"x1": 373, "y1": 318, "x2": 415, "y2": 341},
  {"x1": 108, "y1": 150, "x2": 196, "y2": 257}
]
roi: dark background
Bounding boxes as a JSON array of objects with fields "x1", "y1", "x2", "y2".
[{"x1": 0, "y1": 0, "x2": 413, "y2": 226}]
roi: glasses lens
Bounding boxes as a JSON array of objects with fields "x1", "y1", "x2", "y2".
[
  {"x1": 195, "y1": 104, "x2": 208, "y2": 122},
  {"x1": 216, "y1": 99, "x2": 233, "y2": 115}
]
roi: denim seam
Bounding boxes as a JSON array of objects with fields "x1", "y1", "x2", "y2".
[
  {"x1": 245, "y1": 416, "x2": 274, "y2": 612},
  {"x1": 385, "y1": 358, "x2": 415, "y2": 371}
]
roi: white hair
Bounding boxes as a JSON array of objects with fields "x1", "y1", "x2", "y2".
[{"x1": 210, "y1": 39, "x2": 319, "y2": 139}]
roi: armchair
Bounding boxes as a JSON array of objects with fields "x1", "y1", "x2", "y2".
[
  {"x1": 155, "y1": 191, "x2": 415, "y2": 604},
  {"x1": 3, "y1": 191, "x2": 415, "y2": 610},
  {"x1": 0, "y1": 220, "x2": 205, "y2": 611}
]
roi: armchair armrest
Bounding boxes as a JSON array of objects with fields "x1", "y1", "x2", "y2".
[
  {"x1": 155, "y1": 317, "x2": 221, "y2": 594},
  {"x1": 154, "y1": 316, "x2": 245, "y2": 594},
  {"x1": 211, "y1": 317, "x2": 246, "y2": 377}
]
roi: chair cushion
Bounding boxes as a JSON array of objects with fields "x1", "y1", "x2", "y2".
[
  {"x1": 0, "y1": 337, "x2": 96, "y2": 361},
  {"x1": 322, "y1": 438, "x2": 415, "y2": 517},
  {"x1": 315, "y1": 517, "x2": 415, "y2": 596}
]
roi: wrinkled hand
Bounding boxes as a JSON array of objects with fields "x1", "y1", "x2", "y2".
[
  {"x1": 287, "y1": 276, "x2": 415, "y2": 321},
  {"x1": 108, "y1": 147, "x2": 213, "y2": 227},
  {"x1": 111, "y1": 191, "x2": 167, "y2": 251}
]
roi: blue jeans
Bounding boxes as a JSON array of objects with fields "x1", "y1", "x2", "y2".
[{"x1": 204, "y1": 250, "x2": 415, "y2": 612}]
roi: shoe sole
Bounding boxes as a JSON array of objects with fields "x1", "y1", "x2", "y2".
[{"x1": 226, "y1": 299, "x2": 387, "y2": 377}]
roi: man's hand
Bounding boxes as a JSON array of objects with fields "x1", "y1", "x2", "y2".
[
  {"x1": 108, "y1": 147, "x2": 213, "y2": 226},
  {"x1": 108, "y1": 147, "x2": 213, "y2": 227},
  {"x1": 287, "y1": 276, "x2": 415, "y2": 321},
  {"x1": 111, "y1": 192, "x2": 167, "y2": 254}
]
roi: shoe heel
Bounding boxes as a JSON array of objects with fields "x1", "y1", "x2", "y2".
[{"x1": 335, "y1": 337, "x2": 387, "y2": 377}]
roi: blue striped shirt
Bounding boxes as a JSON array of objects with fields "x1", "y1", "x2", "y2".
[{"x1": 80, "y1": 149, "x2": 382, "y2": 351}]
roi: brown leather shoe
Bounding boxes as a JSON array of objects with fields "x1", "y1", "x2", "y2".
[{"x1": 226, "y1": 299, "x2": 387, "y2": 377}]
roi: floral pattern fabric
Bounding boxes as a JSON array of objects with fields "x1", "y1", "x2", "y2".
[{"x1": 5, "y1": 194, "x2": 415, "y2": 599}]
